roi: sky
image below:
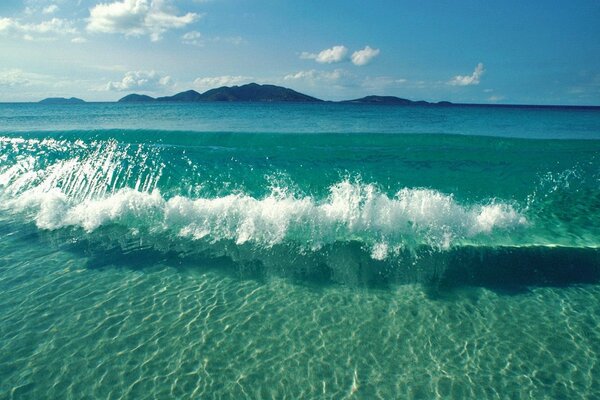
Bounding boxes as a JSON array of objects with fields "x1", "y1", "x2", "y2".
[{"x1": 0, "y1": 0, "x2": 599, "y2": 104}]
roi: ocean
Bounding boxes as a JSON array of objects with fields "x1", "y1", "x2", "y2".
[{"x1": 1, "y1": 102, "x2": 599, "y2": 399}]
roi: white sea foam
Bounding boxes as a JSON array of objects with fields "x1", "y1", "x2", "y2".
[{"x1": 4, "y1": 181, "x2": 527, "y2": 258}]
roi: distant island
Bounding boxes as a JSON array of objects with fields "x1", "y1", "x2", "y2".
[
  {"x1": 117, "y1": 83, "x2": 448, "y2": 106},
  {"x1": 31, "y1": 84, "x2": 469, "y2": 106},
  {"x1": 39, "y1": 97, "x2": 86, "y2": 104},
  {"x1": 340, "y1": 95, "x2": 452, "y2": 106},
  {"x1": 119, "y1": 83, "x2": 321, "y2": 103}
]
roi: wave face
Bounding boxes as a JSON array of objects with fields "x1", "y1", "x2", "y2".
[{"x1": 1, "y1": 131, "x2": 599, "y2": 286}]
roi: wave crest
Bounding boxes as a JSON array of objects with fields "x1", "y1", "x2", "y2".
[{"x1": 5, "y1": 181, "x2": 526, "y2": 258}]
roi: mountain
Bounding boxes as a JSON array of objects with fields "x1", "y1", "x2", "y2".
[
  {"x1": 117, "y1": 94, "x2": 155, "y2": 103},
  {"x1": 199, "y1": 83, "x2": 322, "y2": 102},
  {"x1": 119, "y1": 83, "x2": 323, "y2": 103},
  {"x1": 39, "y1": 97, "x2": 85, "y2": 104}
]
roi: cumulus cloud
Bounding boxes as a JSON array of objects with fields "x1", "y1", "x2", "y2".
[
  {"x1": 351, "y1": 46, "x2": 380, "y2": 66},
  {"x1": 107, "y1": 70, "x2": 174, "y2": 91},
  {"x1": 193, "y1": 75, "x2": 253, "y2": 90},
  {"x1": 0, "y1": 17, "x2": 78, "y2": 40},
  {"x1": 301, "y1": 45, "x2": 348, "y2": 64},
  {"x1": 301, "y1": 45, "x2": 380, "y2": 66},
  {"x1": 87, "y1": 0, "x2": 199, "y2": 41},
  {"x1": 449, "y1": 63, "x2": 485, "y2": 86}
]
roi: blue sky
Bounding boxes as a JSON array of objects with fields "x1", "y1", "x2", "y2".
[{"x1": 0, "y1": 0, "x2": 599, "y2": 104}]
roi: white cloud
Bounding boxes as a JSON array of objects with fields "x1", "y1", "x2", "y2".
[
  {"x1": 107, "y1": 70, "x2": 174, "y2": 91},
  {"x1": 351, "y1": 46, "x2": 380, "y2": 66},
  {"x1": 193, "y1": 75, "x2": 253, "y2": 90},
  {"x1": 0, "y1": 68, "x2": 53, "y2": 87},
  {"x1": 301, "y1": 45, "x2": 380, "y2": 66},
  {"x1": 0, "y1": 69, "x2": 34, "y2": 87},
  {"x1": 71, "y1": 36, "x2": 87, "y2": 43},
  {"x1": 301, "y1": 45, "x2": 348, "y2": 64},
  {"x1": 284, "y1": 69, "x2": 353, "y2": 86},
  {"x1": 87, "y1": 0, "x2": 199, "y2": 42},
  {"x1": 449, "y1": 63, "x2": 485, "y2": 86},
  {"x1": 0, "y1": 17, "x2": 78, "y2": 40},
  {"x1": 43, "y1": 5, "x2": 59, "y2": 14}
]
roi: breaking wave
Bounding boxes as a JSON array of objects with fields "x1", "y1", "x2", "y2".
[
  {"x1": 6, "y1": 183, "x2": 526, "y2": 258},
  {"x1": 1, "y1": 132, "x2": 598, "y2": 286}
]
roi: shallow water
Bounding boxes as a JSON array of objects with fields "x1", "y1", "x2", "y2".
[{"x1": 2, "y1": 231, "x2": 599, "y2": 399}]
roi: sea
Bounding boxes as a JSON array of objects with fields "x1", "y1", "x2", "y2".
[{"x1": 0, "y1": 102, "x2": 599, "y2": 399}]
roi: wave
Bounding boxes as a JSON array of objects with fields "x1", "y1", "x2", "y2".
[
  {"x1": 5, "y1": 180, "x2": 527, "y2": 253},
  {"x1": 1, "y1": 134, "x2": 598, "y2": 261}
]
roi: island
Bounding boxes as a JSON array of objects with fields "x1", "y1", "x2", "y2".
[
  {"x1": 120, "y1": 83, "x2": 322, "y2": 103},
  {"x1": 340, "y1": 95, "x2": 454, "y2": 106},
  {"x1": 340, "y1": 95, "x2": 417, "y2": 105},
  {"x1": 117, "y1": 83, "x2": 454, "y2": 106},
  {"x1": 39, "y1": 97, "x2": 86, "y2": 104}
]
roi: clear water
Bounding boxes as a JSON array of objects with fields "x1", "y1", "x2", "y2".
[
  {"x1": 1, "y1": 103, "x2": 599, "y2": 399},
  {"x1": 1, "y1": 102, "x2": 599, "y2": 139}
]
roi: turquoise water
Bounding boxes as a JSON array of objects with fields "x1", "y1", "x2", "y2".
[{"x1": 1, "y1": 103, "x2": 599, "y2": 398}]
